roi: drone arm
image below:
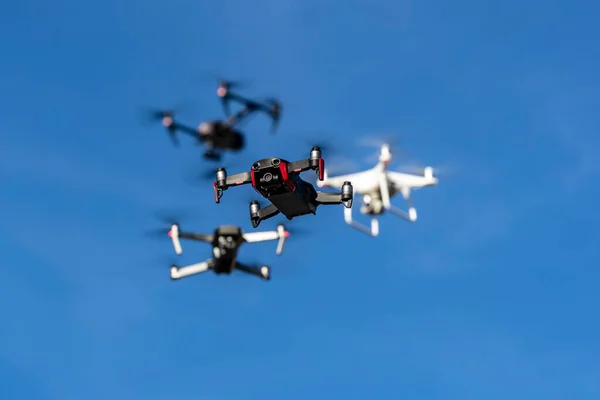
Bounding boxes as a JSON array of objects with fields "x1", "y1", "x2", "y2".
[
  {"x1": 219, "y1": 171, "x2": 253, "y2": 187},
  {"x1": 343, "y1": 206, "x2": 379, "y2": 237},
  {"x1": 315, "y1": 181, "x2": 354, "y2": 208},
  {"x1": 168, "y1": 225, "x2": 213, "y2": 255},
  {"x1": 171, "y1": 122, "x2": 200, "y2": 138},
  {"x1": 214, "y1": 170, "x2": 253, "y2": 203},
  {"x1": 217, "y1": 88, "x2": 249, "y2": 116},
  {"x1": 249, "y1": 203, "x2": 280, "y2": 228},
  {"x1": 224, "y1": 107, "x2": 252, "y2": 127},
  {"x1": 286, "y1": 159, "x2": 312, "y2": 173},
  {"x1": 180, "y1": 232, "x2": 213, "y2": 243},
  {"x1": 227, "y1": 92, "x2": 272, "y2": 113},
  {"x1": 242, "y1": 225, "x2": 289, "y2": 255},
  {"x1": 235, "y1": 262, "x2": 269, "y2": 280},
  {"x1": 287, "y1": 147, "x2": 325, "y2": 180},
  {"x1": 170, "y1": 260, "x2": 212, "y2": 280},
  {"x1": 218, "y1": 88, "x2": 280, "y2": 132},
  {"x1": 242, "y1": 231, "x2": 278, "y2": 242}
]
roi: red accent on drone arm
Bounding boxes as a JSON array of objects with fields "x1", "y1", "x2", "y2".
[
  {"x1": 286, "y1": 159, "x2": 312, "y2": 174},
  {"x1": 226, "y1": 171, "x2": 253, "y2": 186},
  {"x1": 279, "y1": 162, "x2": 296, "y2": 191}
]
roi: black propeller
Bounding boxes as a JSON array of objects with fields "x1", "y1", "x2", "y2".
[
  {"x1": 263, "y1": 97, "x2": 282, "y2": 133},
  {"x1": 355, "y1": 134, "x2": 407, "y2": 160},
  {"x1": 144, "y1": 208, "x2": 196, "y2": 239},
  {"x1": 142, "y1": 107, "x2": 180, "y2": 146},
  {"x1": 216, "y1": 77, "x2": 248, "y2": 116},
  {"x1": 293, "y1": 136, "x2": 338, "y2": 158}
]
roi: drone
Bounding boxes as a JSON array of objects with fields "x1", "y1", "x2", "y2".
[
  {"x1": 317, "y1": 143, "x2": 438, "y2": 236},
  {"x1": 212, "y1": 146, "x2": 354, "y2": 228},
  {"x1": 167, "y1": 223, "x2": 290, "y2": 281},
  {"x1": 150, "y1": 80, "x2": 282, "y2": 161}
]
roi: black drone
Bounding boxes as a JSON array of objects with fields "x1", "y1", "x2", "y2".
[
  {"x1": 213, "y1": 146, "x2": 354, "y2": 228},
  {"x1": 168, "y1": 223, "x2": 290, "y2": 281},
  {"x1": 151, "y1": 80, "x2": 282, "y2": 161}
]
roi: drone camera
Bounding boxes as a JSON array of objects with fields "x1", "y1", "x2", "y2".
[
  {"x1": 257, "y1": 170, "x2": 282, "y2": 190},
  {"x1": 252, "y1": 161, "x2": 285, "y2": 190}
]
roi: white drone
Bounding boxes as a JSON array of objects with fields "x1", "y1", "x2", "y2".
[{"x1": 316, "y1": 143, "x2": 438, "y2": 236}]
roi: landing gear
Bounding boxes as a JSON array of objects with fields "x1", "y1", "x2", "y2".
[{"x1": 204, "y1": 150, "x2": 221, "y2": 161}]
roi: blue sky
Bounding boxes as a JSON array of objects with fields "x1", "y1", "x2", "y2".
[{"x1": 1, "y1": 0, "x2": 599, "y2": 399}]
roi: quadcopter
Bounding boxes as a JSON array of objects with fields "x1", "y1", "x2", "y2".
[
  {"x1": 212, "y1": 146, "x2": 354, "y2": 228},
  {"x1": 167, "y1": 223, "x2": 290, "y2": 281},
  {"x1": 317, "y1": 143, "x2": 438, "y2": 236},
  {"x1": 150, "y1": 80, "x2": 282, "y2": 161}
]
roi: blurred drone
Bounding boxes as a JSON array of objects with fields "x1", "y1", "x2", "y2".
[
  {"x1": 317, "y1": 143, "x2": 438, "y2": 237},
  {"x1": 149, "y1": 79, "x2": 282, "y2": 161},
  {"x1": 213, "y1": 146, "x2": 354, "y2": 228},
  {"x1": 167, "y1": 223, "x2": 290, "y2": 281}
]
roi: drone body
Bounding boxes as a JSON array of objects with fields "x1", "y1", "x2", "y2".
[
  {"x1": 152, "y1": 79, "x2": 281, "y2": 161},
  {"x1": 317, "y1": 144, "x2": 438, "y2": 236},
  {"x1": 213, "y1": 147, "x2": 354, "y2": 228},
  {"x1": 168, "y1": 223, "x2": 289, "y2": 281}
]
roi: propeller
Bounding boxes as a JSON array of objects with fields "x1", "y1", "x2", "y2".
[
  {"x1": 215, "y1": 76, "x2": 250, "y2": 116},
  {"x1": 144, "y1": 208, "x2": 198, "y2": 239},
  {"x1": 141, "y1": 107, "x2": 183, "y2": 146},
  {"x1": 145, "y1": 226, "x2": 173, "y2": 239},
  {"x1": 217, "y1": 78, "x2": 246, "y2": 93},
  {"x1": 195, "y1": 71, "x2": 249, "y2": 89},
  {"x1": 184, "y1": 153, "x2": 259, "y2": 185},
  {"x1": 394, "y1": 163, "x2": 455, "y2": 178},
  {"x1": 140, "y1": 98, "x2": 193, "y2": 124},
  {"x1": 263, "y1": 97, "x2": 282, "y2": 133},
  {"x1": 355, "y1": 134, "x2": 408, "y2": 162},
  {"x1": 303, "y1": 155, "x2": 360, "y2": 187},
  {"x1": 355, "y1": 133, "x2": 401, "y2": 148},
  {"x1": 323, "y1": 156, "x2": 362, "y2": 175},
  {"x1": 291, "y1": 134, "x2": 343, "y2": 159}
]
